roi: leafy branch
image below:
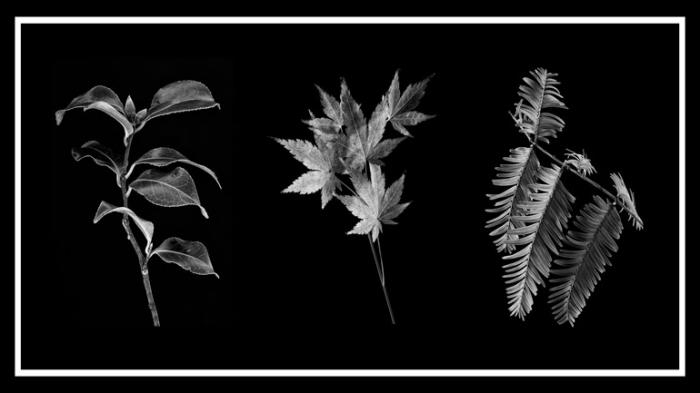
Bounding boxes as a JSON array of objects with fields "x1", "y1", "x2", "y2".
[
  {"x1": 275, "y1": 70, "x2": 434, "y2": 324},
  {"x1": 57, "y1": 81, "x2": 221, "y2": 327},
  {"x1": 486, "y1": 68, "x2": 644, "y2": 326}
]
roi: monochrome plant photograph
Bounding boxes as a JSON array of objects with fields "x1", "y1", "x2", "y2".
[{"x1": 18, "y1": 20, "x2": 681, "y2": 372}]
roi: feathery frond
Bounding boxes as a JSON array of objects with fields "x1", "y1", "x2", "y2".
[
  {"x1": 512, "y1": 68, "x2": 567, "y2": 144},
  {"x1": 485, "y1": 146, "x2": 540, "y2": 254},
  {"x1": 564, "y1": 149, "x2": 596, "y2": 176},
  {"x1": 610, "y1": 173, "x2": 644, "y2": 230},
  {"x1": 548, "y1": 195, "x2": 624, "y2": 326},
  {"x1": 502, "y1": 164, "x2": 575, "y2": 319}
]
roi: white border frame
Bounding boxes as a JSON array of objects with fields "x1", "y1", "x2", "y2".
[{"x1": 14, "y1": 16, "x2": 686, "y2": 377}]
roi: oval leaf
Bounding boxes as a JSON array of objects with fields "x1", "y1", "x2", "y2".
[
  {"x1": 55, "y1": 85, "x2": 134, "y2": 145},
  {"x1": 72, "y1": 140, "x2": 123, "y2": 187},
  {"x1": 143, "y1": 80, "x2": 220, "y2": 124},
  {"x1": 93, "y1": 201, "x2": 154, "y2": 248},
  {"x1": 129, "y1": 167, "x2": 209, "y2": 218},
  {"x1": 149, "y1": 237, "x2": 219, "y2": 278},
  {"x1": 127, "y1": 147, "x2": 221, "y2": 189}
]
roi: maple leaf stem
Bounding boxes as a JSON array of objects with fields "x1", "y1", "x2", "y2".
[
  {"x1": 367, "y1": 234, "x2": 395, "y2": 325},
  {"x1": 337, "y1": 176, "x2": 360, "y2": 198}
]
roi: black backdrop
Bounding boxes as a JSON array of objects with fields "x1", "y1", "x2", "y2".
[{"x1": 20, "y1": 23, "x2": 679, "y2": 370}]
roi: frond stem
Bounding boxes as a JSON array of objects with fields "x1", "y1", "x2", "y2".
[{"x1": 534, "y1": 144, "x2": 637, "y2": 218}]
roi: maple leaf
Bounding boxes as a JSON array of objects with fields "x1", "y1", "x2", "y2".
[
  {"x1": 341, "y1": 79, "x2": 408, "y2": 171},
  {"x1": 386, "y1": 70, "x2": 435, "y2": 137},
  {"x1": 339, "y1": 163, "x2": 410, "y2": 241},
  {"x1": 275, "y1": 138, "x2": 340, "y2": 208}
]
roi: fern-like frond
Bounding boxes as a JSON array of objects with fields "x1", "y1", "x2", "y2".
[
  {"x1": 610, "y1": 173, "x2": 644, "y2": 230},
  {"x1": 502, "y1": 164, "x2": 575, "y2": 319},
  {"x1": 564, "y1": 149, "x2": 596, "y2": 176},
  {"x1": 548, "y1": 195, "x2": 624, "y2": 326},
  {"x1": 513, "y1": 68, "x2": 567, "y2": 144},
  {"x1": 485, "y1": 146, "x2": 540, "y2": 254}
]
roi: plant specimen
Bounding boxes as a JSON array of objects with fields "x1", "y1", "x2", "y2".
[
  {"x1": 485, "y1": 68, "x2": 644, "y2": 326},
  {"x1": 56, "y1": 81, "x2": 222, "y2": 327},
  {"x1": 275, "y1": 71, "x2": 434, "y2": 324}
]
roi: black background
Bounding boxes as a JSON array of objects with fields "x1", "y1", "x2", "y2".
[{"x1": 20, "y1": 23, "x2": 679, "y2": 370}]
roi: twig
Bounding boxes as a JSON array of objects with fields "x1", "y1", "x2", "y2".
[{"x1": 120, "y1": 135, "x2": 160, "y2": 327}]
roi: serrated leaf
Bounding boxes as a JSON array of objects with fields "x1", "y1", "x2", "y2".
[
  {"x1": 93, "y1": 200, "x2": 154, "y2": 249},
  {"x1": 392, "y1": 74, "x2": 433, "y2": 116},
  {"x1": 386, "y1": 73, "x2": 434, "y2": 136},
  {"x1": 368, "y1": 137, "x2": 406, "y2": 164},
  {"x1": 340, "y1": 164, "x2": 410, "y2": 241},
  {"x1": 340, "y1": 80, "x2": 368, "y2": 159},
  {"x1": 387, "y1": 70, "x2": 401, "y2": 115},
  {"x1": 71, "y1": 140, "x2": 123, "y2": 187},
  {"x1": 127, "y1": 147, "x2": 221, "y2": 189},
  {"x1": 149, "y1": 237, "x2": 219, "y2": 278},
  {"x1": 55, "y1": 85, "x2": 134, "y2": 144},
  {"x1": 142, "y1": 80, "x2": 220, "y2": 125},
  {"x1": 316, "y1": 85, "x2": 343, "y2": 126},
  {"x1": 283, "y1": 171, "x2": 330, "y2": 194},
  {"x1": 274, "y1": 138, "x2": 326, "y2": 171},
  {"x1": 275, "y1": 138, "x2": 339, "y2": 208},
  {"x1": 129, "y1": 167, "x2": 209, "y2": 218}
]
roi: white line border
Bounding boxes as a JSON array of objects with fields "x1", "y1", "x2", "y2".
[{"x1": 15, "y1": 16, "x2": 686, "y2": 377}]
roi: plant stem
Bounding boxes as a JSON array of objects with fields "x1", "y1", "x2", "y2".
[
  {"x1": 534, "y1": 144, "x2": 637, "y2": 217},
  {"x1": 120, "y1": 135, "x2": 160, "y2": 327},
  {"x1": 367, "y1": 234, "x2": 395, "y2": 325}
]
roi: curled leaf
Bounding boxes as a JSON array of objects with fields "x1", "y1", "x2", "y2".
[
  {"x1": 129, "y1": 167, "x2": 209, "y2": 218},
  {"x1": 55, "y1": 85, "x2": 134, "y2": 145},
  {"x1": 71, "y1": 140, "x2": 123, "y2": 187},
  {"x1": 127, "y1": 147, "x2": 221, "y2": 189},
  {"x1": 149, "y1": 237, "x2": 219, "y2": 278},
  {"x1": 142, "y1": 80, "x2": 220, "y2": 126},
  {"x1": 93, "y1": 201, "x2": 154, "y2": 252}
]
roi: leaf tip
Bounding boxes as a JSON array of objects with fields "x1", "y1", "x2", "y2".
[{"x1": 55, "y1": 110, "x2": 65, "y2": 125}]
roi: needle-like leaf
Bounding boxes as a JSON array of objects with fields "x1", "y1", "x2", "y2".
[{"x1": 548, "y1": 196, "x2": 624, "y2": 326}]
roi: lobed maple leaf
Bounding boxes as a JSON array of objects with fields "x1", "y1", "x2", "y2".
[
  {"x1": 275, "y1": 138, "x2": 340, "y2": 208},
  {"x1": 338, "y1": 163, "x2": 411, "y2": 241},
  {"x1": 342, "y1": 72, "x2": 432, "y2": 171}
]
